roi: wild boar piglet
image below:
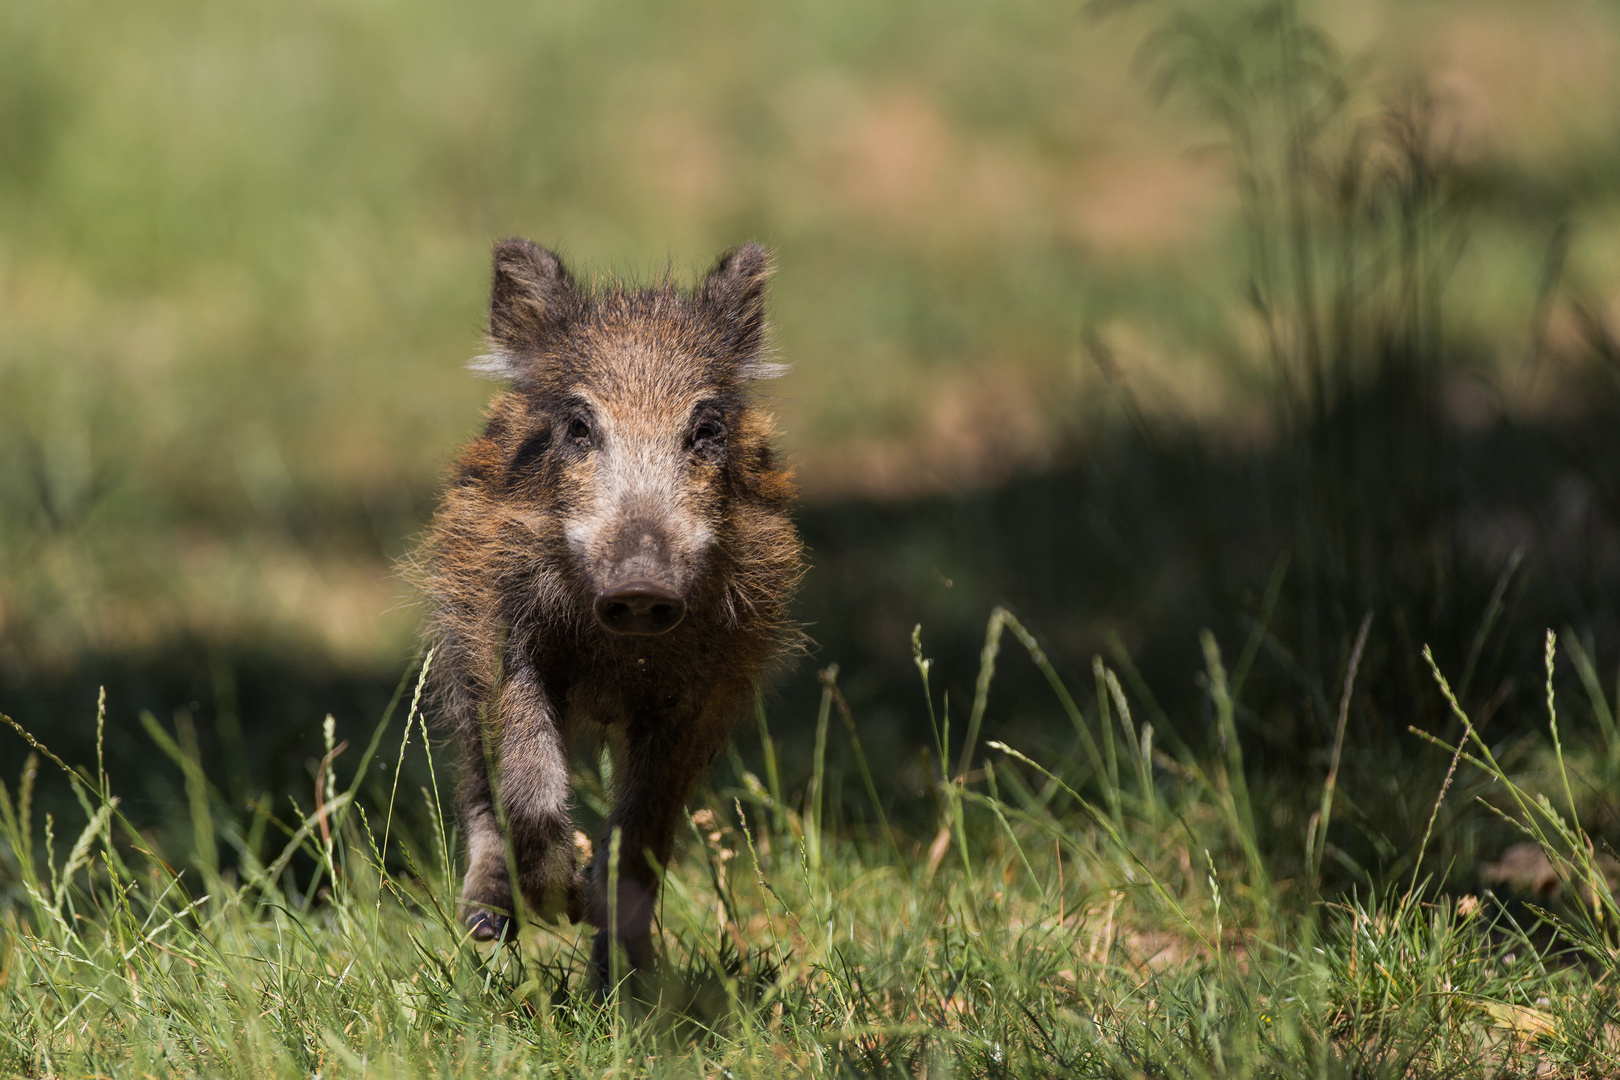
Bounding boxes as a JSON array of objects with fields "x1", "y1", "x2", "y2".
[{"x1": 420, "y1": 239, "x2": 802, "y2": 979}]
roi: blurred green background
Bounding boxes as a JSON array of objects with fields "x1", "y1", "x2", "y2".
[{"x1": 3, "y1": 0, "x2": 1620, "y2": 883}]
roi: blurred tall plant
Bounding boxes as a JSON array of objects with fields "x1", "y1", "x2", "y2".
[{"x1": 1112, "y1": 0, "x2": 1502, "y2": 737}]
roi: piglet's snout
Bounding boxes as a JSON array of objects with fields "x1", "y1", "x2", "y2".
[
  {"x1": 590, "y1": 505, "x2": 701, "y2": 635},
  {"x1": 594, "y1": 581, "x2": 686, "y2": 635}
]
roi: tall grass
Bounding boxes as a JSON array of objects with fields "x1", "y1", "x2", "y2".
[{"x1": 2, "y1": 616, "x2": 1614, "y2": 1078}]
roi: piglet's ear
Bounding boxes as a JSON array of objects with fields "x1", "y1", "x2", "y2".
[
  {"x1": 699, "y1": 242, "x2": 773, "y2": 361},
  {"x1": 470, "y1": 238, "x2": 578, "y2": 379}
]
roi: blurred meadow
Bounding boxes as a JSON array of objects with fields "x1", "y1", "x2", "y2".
[{"x1": 4, "y1": 0, "x2": 1620, "y2": 904}]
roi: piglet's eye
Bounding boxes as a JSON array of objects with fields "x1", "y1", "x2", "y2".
[{"x1": 692, "y1": 420, "x2": 725, "y2": 448}]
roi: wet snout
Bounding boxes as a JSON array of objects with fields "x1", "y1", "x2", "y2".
[{"x1": 594, "y1": 581, "x2": 686, "y2": 635}]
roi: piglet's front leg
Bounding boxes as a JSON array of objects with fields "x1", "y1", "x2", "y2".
[
  {"x1": 460, "y1": 663, "x2": 580, "y2": 941},
  {"x1": 585, "y1": 717, "x2": 724, "y2": 986}
]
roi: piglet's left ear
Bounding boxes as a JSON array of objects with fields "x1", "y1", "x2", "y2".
[{"x1": 699, "y1": 242, "x2": 772, "y2": 358}]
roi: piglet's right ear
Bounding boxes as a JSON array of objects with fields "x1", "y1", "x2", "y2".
[{"x1": 470, "y1": 238, "x2": 578, "y2": 379}]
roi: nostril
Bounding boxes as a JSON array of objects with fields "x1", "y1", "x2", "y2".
[{"x1": 594, "y1": 582, "x2": 687, "y2": 636}]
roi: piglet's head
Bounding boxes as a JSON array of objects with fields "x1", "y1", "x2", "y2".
[{"x1": 473, "y1": 238, "x2": 783, "y2": 637}]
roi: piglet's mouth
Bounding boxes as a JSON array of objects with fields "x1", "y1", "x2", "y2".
[{"x1": 593, "y1": 581, "x2": 687, "y2": 636}]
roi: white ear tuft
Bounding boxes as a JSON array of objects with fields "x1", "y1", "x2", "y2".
[
  {"x1": 467, "y1": 351, "x2": 523, "y2": 380},
  {"x1": 739, "y1": 359, "x2": 791, "y2": 381}
]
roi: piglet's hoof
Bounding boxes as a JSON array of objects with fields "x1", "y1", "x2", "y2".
[{"x1": 465, "y1": 910, "x2": 513, "y2": 943}]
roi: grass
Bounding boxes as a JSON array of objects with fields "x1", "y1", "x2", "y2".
[{"x1": 3, "y1": 616, "x2": 1616, "y2": 1078}]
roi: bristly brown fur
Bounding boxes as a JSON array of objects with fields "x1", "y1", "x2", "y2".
[{"x1": 415, "y1": 238, "x2": 802, "y2": 979}]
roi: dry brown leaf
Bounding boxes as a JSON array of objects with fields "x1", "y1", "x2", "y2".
[
  {"x1": 1480, "y1": 1000, "x2": 1558, "y2": 1041},
  {"x1": 925, "y1": 826, "x2": 953, "y2": 878}
]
